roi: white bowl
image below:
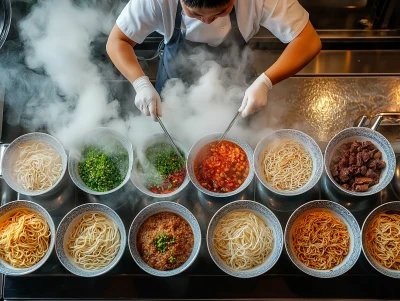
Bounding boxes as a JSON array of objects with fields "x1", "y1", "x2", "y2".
[
  {"x1": 187, "y1": 133, "x2": 254, "y2": 197},
  {"x1": 0, "y1": 200, "x2": 55, "y2": 275},
  {"x1": 128, "y1": 201, "x2": 201, "y2": 277},
  {"x1": 285, "y1": 200, "x2": 361, "y2": 278},
  {"x1": 1, "y1": 132, "x2": 67, "y2": 196},
  {"x1": 361, "y1": 201, "x2": 400, "y2": 278},
  {"x1": 130, "y1": 133, "x2": 190, "y2": 198},
  {"x1": 55, "y1": 203, "x2": 126, "y2": 277},
  {"x1": 254, "y1": 129, "x2": 323, "y2": 196},
  {"x1": 207, "y1": 200, "x2": 283, "y2": 278},
  {"x1": 325, "y1": 127, "x2": 395, "y2": 196},
  {"x1": 68, "y1": 127, "x2": 133, "y2": 195}
]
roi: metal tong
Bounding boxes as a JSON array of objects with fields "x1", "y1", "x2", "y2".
[
  {"x1": 217, "y1": 111, "x2": 241, "y2": 145},
  {"x1": 156, "y1": 116, "x2": 185, "y2": 161}
]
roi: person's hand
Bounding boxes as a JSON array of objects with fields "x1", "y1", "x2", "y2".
[
  {"x1": 132, "y1": 76, "x2": 162, "y2": 121},
  {"x1": 239, "y1": 73, "x2": 272, "y2": 118}
]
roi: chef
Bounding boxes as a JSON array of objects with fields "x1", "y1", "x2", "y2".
[{"x1": 107, "y1": 0, "x2": 321, "y2": 120}]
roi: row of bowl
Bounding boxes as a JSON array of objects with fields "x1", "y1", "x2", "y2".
[
  {"x1": 1, "y1": 126, "x2": 396, "y2": 200},
  {"x1": 1, "y1": 198, "x2": 398, "y2": 279}
]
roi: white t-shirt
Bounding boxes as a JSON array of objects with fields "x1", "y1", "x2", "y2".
[{"x1": 117, "y1": 0, "x2": 309, "y2": 47}]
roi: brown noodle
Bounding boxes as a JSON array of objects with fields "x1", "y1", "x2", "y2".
[
  {"x1": 292, "y1": 210, "x2": 350, "y2": 270},
  {"x1": 366, "y1": 212, "x2": 400, "y2": 270}
]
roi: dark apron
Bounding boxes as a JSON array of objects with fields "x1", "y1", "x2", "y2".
[{"x1": 155, "y1": 1, "x2": 250, "y2": 94}]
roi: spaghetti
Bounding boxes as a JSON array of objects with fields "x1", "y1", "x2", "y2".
[
  {"x1": 67, "y1": 213, "x2": 121, "y2": 270},
  {"x1": 366, "y1": 212, "x2": 400, "y2": 270},
  {"x1": 213, "y1": 211, "x2": 274, "y2": 270},
  {"x1": 0, "y1": 209, "x2": 50, "y2": 268},
  {"x1": 292, "y1": 210, "x2": 350, "y2": 270},
  {"x1": 262, "y1": 139, "x2": 312, "y2": 191},
  {"x1": 13, "y1": 141, "x2": 63, "y2": 191}
]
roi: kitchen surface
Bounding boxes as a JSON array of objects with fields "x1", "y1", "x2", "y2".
[{"x1": 0, "y1": 0, "x2": 400, "y2": 300}]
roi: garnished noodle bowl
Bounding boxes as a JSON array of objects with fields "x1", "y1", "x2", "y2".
[
  {"x1": 13, "y1": 141, "x2": 63, "y2": 191},
  {"x1": 292, "y1": 210, "x2": 350, "y2": 270},
  {"x1": 0, "y1": 209, "x2": 50, "y2": 268},
  {"x1": 213, "y1": 211, "x2": 273, "y2": 270},
  {"x1": 366, "y1": 212, "x2": 400, "y2": 270},
  {"x1": 67, "y1": 213, "x2": 121, "y2": 270},
  {"x1": 262, "y1": 139, "x2": 312, "y2": 191}
]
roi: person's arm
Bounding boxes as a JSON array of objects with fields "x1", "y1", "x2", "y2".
[
  {"x1": 106, "y1": 25, "x2": 145, "y2": 83},
  {"x1": 265, "y1": 21, "x2": 321, "y2": 85},
  {"x1": 239, "y1": 21, "x2": 321, "y2": 117},
  {"x1": 106, "y1": 25, "x2": 161, "y2": 120}
]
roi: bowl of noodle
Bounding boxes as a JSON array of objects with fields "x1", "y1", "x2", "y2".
[
  {"x1": 55, "y1": 203, "x2": 126, "y2": 277},
  {"x1": 362, "y1": 201, "x2": 400, "y2": 278},
  {"x1": 0, "y1": 200, "x2": 55, "y2": 275},
  {"x1": 1, "y1": 132, "x2": 67, "y2": 196},
  {"x1": 206, "y1": 200, "x2": 283, "y2": 278},
  {"x1": 285, "y1": 200, "x2": 361, "y2": 278},
  {"x1": 254, "y1": 129, "x2": 323, "y2": 196}
]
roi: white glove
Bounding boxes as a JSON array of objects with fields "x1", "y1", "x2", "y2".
[
  {"x1": 239, "y1": 73, "x2": 272, "y2": 118},
  {"x1": 132, "y1": 76, "x2": 162, "y2": 121}
]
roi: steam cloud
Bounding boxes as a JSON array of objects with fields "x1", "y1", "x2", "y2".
[{"x1": 0, "y1": 0, "x2": 280, "y2": 152}]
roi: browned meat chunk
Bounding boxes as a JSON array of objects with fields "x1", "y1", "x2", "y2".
[
  {"x1": 360, "y1": 165, "x2": 367, "y2": 175},
  {"x1": 362, "y1": 150, "x2": 372, "y2": 162},
  {"x1": 339, "y1": 168, "x2": 351, "y2": 182},
  {"x1": 376, "y1": 160, "x2": 386, "y2": 169},
  {"x1": 365, "y1": 169, "x2": 378, "y2": 179},
  {"x1": 342, "y1": 184, "x2": 350, "y2": 190},
  {"x1": 374, "y1": 151, "x2": 382, "y2": 160},
  {"x1": 339, "y1": 158, "x2": 349, "y2": 169},
  {"x1": 363, "y1": 141, "x2": 377, "y2": 151},
  {"x1": 350, "y1": 141, "x2": 362, "y2": 153},
  {"x1": 355, "y1": 177, "x2": 374, "y2": 185},
  {"x1": 332, "y1": 156, "x2": 341, "y2": 164},
  {"x1": 331, "y1": 164, "x2": 339, "y2": 177},
  {"x1": 349, "y1": 154, "x2": 356, "y2": 165},
  {"x1": 355, "y1": 184, "x2": 369, "y2": 192},
  {"x1": 356, "y1": 152, "x2": 363, "y2": 167}
]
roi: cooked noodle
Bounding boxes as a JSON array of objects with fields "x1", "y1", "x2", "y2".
[
  {"x1": 13, "y1": 141, "x2": 63, "y2": 191},
  {"x1": 366, "y1": 212, "x2": 400, "y2": 270},
  {"x1": 262, "y1": 139, "x2": 312, "y2": 191},
  {"x1": 67, "y1": 213, "x2": 121, "y2": 270},
  {"x1": 292, "y1": 211, "x2": 350, "y2": 270},
  {"x1": 0, "y1": 209, "x2": 50, "y2": 268},
  {"x1": 213, "y1": 211, "x2": 274, "y2": 270}
]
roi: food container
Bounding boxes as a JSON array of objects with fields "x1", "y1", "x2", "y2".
[
  {"x1": 361, "y1": 201, "x2": 400, "y2": 278},
  {"x1": 285, "y1": 200, "x2": 361, "y2": 278},
  {"x1": 128, "y1": 201, "x2": 201, "y2": 277},
  {"x1": 130, "y1": 133, "x2": 190, "y2": 199},
  {"x1": 0, "y1": 0, "x2": 11, "y2": 49},
  {"x1": 187, "y1": 133, "x2": 254, "y2": 198},
  {"x1": 0, "y1": 200, "x2": 55, "y2": 276},
  {"x1": 254, "y1": 129, "x2": 323, "y2": 197},
  {"x1": 68, "y1": 127, "x2": 133, "y2": 195},
  {"x1": 55, "y1": 203, "x2": 126, "y2": 277},
  {"x1": 324, "y1": 127, "x2": 396, "y2": 196},
  {"x1": 206, "y1": 200, "x2": 283, "y2": 278},
  {"x1": 1, "y1": 132, "x2": 68, "y2": 196}
]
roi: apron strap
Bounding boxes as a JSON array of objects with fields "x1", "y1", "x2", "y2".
[
  {"x1": 229, "y1": 6, "x2": 238, "y2": 28},
  {"x1": 168, "y1": 1, "x2": 183, "y2": 45}
]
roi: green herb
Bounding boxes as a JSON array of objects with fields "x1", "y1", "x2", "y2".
[
  {"x1": 169, "y1": 256, "x2": 176, "y2": 263},
  {"x1": 153, "y1": 233, "x2": 175, "y2": 253},
  {"x1": 78, "y1": 146, "x2": 129, "y2": 192},
  {"x1": 140, "y1": 143, "x2": 185, "y2": 187}
]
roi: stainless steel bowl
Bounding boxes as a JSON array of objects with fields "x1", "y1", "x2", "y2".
[
  {"x1": 130, "y1": 133, "x2": 190, "y2": 199},
  {"x1": 187, "y1": 133, "x2": 254, "y2": 198},
  {"x1": 0, "y1": 0, "x2": 11, "y2": 49},
  {"x1": 68, "y1": 127, "x2": 133, "y2": 195}
]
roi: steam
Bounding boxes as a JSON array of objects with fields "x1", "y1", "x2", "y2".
[{"x1": 0, "y1": 0, "x2": 280, "y2": 152}]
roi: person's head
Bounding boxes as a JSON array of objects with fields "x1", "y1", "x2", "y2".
[{"x1": 181, "y1": 0, "x2": 234, "y2": 24}]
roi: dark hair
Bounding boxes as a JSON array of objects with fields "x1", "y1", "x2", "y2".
[{"x1": 182, "y1": 0, "x2": 231, "y2": 8}]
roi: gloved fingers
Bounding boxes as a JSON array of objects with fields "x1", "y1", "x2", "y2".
[
  {"x1": 149, "y1": 101, "x2": 158, "y2": 122},
  {"x1": 238, "y1": 95, "x2": 248, "y2": 116},
  {"x1": 156, "y1": 97, "x2": 162, "y2": 117},
  {"x1": 142, "y1": 103, "x2": 150, "y2": 116}
]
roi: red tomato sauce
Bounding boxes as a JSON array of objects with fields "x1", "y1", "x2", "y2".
[
  {"x1": 148, "y1": 167, "x2": 186, "y2": 194},
  {"x1": 194, "y1": 140, "x2": 249, "y2": 193}
]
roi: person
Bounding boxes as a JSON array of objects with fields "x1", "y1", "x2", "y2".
[{"x1": 106, "y1": 0, "x2": 321, "y2": 121}]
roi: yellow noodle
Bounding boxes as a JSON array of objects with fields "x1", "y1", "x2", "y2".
[
  {"x1": 0, "y1": 209, "x2": 50, "y2": 268},
  {"x1": 292, "y1": 211, "x2": 350, "y2": 270},
  {"x1": 366, "y1": 213, "x2": 400, "y2": 270},
  {"x1": 13, "y1": 141, "x2": 63, "y2": 191},
  {"x1": 213, "y1": 211, "x2": 274, "y2": 270},
  {"x1": 262, "y1": 139, "x2": 312, "y2": 191},
  {"x1": 67, "y1": 213, "x2": 121, "y2": 270}
]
